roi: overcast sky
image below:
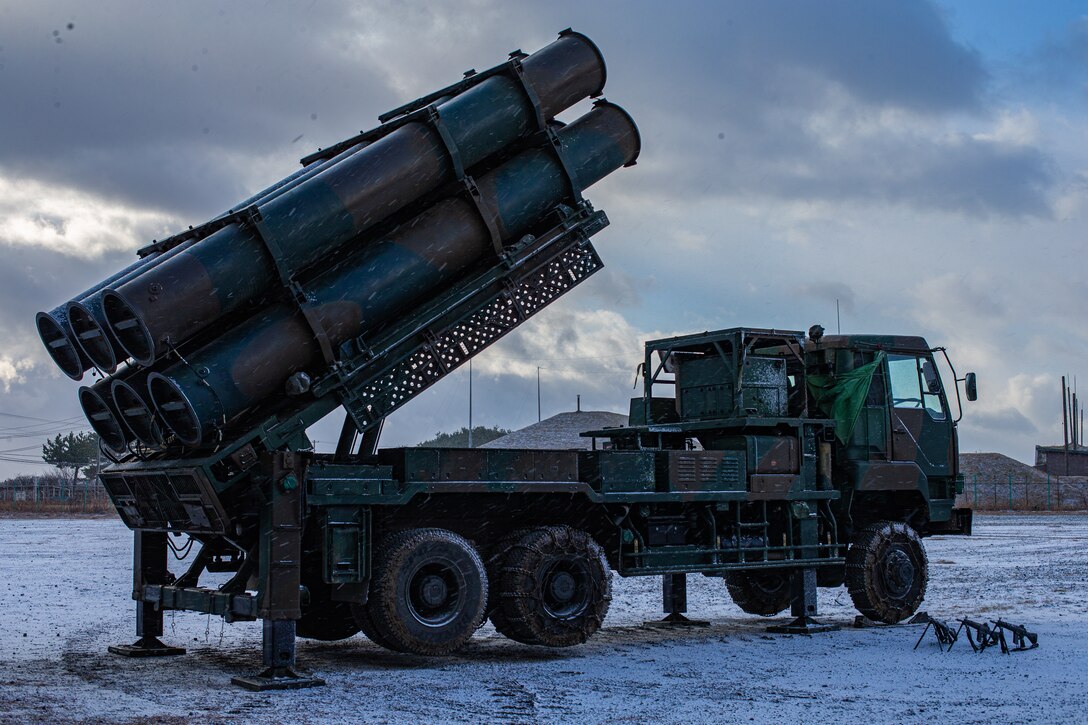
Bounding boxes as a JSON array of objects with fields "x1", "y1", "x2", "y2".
[{"x1": 1, "y1": 0, "x2": 1086, "y2": 476}]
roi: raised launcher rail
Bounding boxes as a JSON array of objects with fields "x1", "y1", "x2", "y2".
[{"x1": 101, "y1": 201, "x2": 609, "y2": 531}]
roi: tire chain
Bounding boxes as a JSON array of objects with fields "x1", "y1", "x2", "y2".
[
  {"x1": 846, "y1": 520, "x2": 928, "y2": 624},
  {"x1": 493, "y1": 526, "x2": 611, "y2": 647}
]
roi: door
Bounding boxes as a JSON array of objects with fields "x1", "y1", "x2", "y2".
[{"x1": 886, "y1": 353, "x2": 951, "y2": 478}]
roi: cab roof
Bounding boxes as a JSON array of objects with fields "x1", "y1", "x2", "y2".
[{"x1": 815, "y1": 334, "x2": 931, "y2": 353}]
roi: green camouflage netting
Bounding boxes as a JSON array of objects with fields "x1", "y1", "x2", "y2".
[{"x1": 807, "y1": 352, "x2": 886, "y2": 443}]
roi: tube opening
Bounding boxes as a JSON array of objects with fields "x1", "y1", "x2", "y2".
[
  {"x1": 103, "y1": 291, "x2": 155, "y2": 365},
  {"x1": 148, "y1": 373, "x2": 202, "y2": 447},
  {"x1": 78, "y1": 385, "x2": 128, "y2": 452},
  {"x1": 67, "y1": 302, "x2": 119, "y2": 373},
  {"x1": 557, "y1": 29, "x2": 607, "y2": 98},
  {"x1": 36, "y1": 311, "x2": 85, "y2": 380},
  {"x1": 112, "y1": 379, "x2": 164, "y2": 448}
]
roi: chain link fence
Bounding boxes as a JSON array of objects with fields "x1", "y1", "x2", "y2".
[
  {"x1": 964, "y1": 475, "x2": 1088, "y2": 511},
  {"x1": 0, "y1": 475, "x2": 114, "y2": 514}
]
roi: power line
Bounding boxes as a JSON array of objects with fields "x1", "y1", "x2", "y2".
[
  {"x1": 0, "y1": 410, "x2": 84, "y2": 424},
  {"x1": 0, "y1": 425, "x2": 93, "y2": 441},
  {"x1": 0, "y1": 455, "x2": 52, "y2": 464},
  {"x1": 0, "y1": 415, "x2": 86, "y2": 431},
  {"x1": 0, "y1": 444, "x2": 48, "y2": 454}
]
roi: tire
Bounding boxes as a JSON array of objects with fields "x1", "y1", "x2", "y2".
[
  {"x1": 296, "y1": 582, "x2": 361, "y2": 641},
  {"x1": 492, "y1": 526, "x2": 611, "y2": 647},
  {"x1": 845, "y1": 521, "x2": 928, "y2": 624},
  {"x1": 352, "y1": 599, "x2": 406, "y2": 652},
  {"x1": 484, "y1": 528, "x2": 535, "y2": 638},
  {"x1": 363, "y1": 528, "x2": 487, "y2": 655},
  {"x1": 724, "y1": 570, "x2": 793, "y2": 616}
]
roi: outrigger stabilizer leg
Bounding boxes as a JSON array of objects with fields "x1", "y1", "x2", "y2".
[
  {"x1": 109, "y1": 530, "x2": 186, "y2": 657},
  {"x1": 232, "y1": 619, "x2": 324, "y2": 691},
  {"x1": 767, "y1": 568, "x2": 839, "y2": 634},
  {"x1": 644, "y1": 573, "x2": 709, "y2": 628},
  {"x1": 231, "y1": 451, "x2": 324, "y2": 690}
]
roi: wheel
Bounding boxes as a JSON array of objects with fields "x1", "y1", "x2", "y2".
[
  {"x1": 845, "y1": 520, "x2": 928, "y2": 624},
  {"x1": 484, "y1": 528, "x2": 535, "y2": 638},
  {"x1": 296, "y1": 582, "x2": 361, "y2": 641},
  {"x1": 724, "y1": 570, "x2": 793, "y2": 616},
  {"x1": 492, "y1": 526, "x2": 611, "y2": 647},
  {"x1": 363, "y1": 528, "x2": 487, "y2": 655}
]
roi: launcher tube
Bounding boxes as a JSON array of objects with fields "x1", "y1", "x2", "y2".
[
  {"x1": 149, "y1": 103, "x2": 638, "y2": 446},
  {"x1": 105, "y1": 32, "x2": 607, "y2": 366}
]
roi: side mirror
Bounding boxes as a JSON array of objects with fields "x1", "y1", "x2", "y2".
[{"x1": 965, "y1": 372, "x2": 977, "y2": 402}]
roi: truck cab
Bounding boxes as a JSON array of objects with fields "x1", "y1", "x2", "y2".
[{"x1": 803, "y1": 332, "x2": 973, "y2": 536}]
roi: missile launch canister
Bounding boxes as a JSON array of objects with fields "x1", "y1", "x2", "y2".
[{"x1": 38, "y1": 29, "x2": 639, "y2": 456}]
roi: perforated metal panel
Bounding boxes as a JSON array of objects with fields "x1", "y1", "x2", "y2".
[{"x1": 340, "y1": 241, "x2": 602, "y2": 430}]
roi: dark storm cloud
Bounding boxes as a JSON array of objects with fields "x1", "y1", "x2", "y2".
[
  {"x1": 0, "y1": 243, "x2": 127, "y2": 353},
  {"x1": 513, "y1": 1, "x2": 1052, "y2": 217},
  {"x1": 0, "y1": 1, "x2": 402, "y2": 218},
  {"x1": 0, "y1": 0, "x2": 1056, "y2": 226},
  {"x1": 586, "y1": 0, "x2": 988, "y2": 114}
]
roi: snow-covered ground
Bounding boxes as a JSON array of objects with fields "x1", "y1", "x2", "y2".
[{"x1": 1, "y1": 514, "x2": 1085, "y2": 724}]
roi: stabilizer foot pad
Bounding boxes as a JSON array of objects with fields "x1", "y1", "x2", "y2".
[
  {"x1": 232, "y1": 667, "x2": 326, "y2": 691},
  {"x1": 643, "y1": 612, "x2": 710, "y2": 629},
  {"x1": 767, "y1": 616, "x2": 840, "y2": 635},
  {"x1": 109, "y1": 637, "x2": 186, "y2": 657}
]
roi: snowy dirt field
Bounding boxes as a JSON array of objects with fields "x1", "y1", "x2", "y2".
[{"x1": 1, "y1": 514, "x2": 1085, "y2": 724}]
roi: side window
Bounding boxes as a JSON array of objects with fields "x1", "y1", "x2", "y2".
[
  {"x1": 887, "y1": 355, "x2": 922, "y2": 409},
  {"x1": 920, "y1": 358, "x2": 947, "y2": 420}
]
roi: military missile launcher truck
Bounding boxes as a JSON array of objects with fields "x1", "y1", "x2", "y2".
[{"x1": 37, "y1": 30, "x2": 975, "y2": 690}]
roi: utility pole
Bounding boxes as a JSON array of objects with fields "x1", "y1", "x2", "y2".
[
  {"x1": 836, "y1": 299, "x2": 841, "y2": 334},
  {"x1": 468, "y1": 359, "x2": 473, "y2": 448},
  {"x1": 91, "y1": 443, "x2": 102, "y2": 512},
  {"x1": 537, "y1": 366, "x2": 542, "y2": 422},
  {"x1": 1074, "y1": 391, "x2": 1080, "y2": 449},
  {"x1": 1062, "y1": 376, "x2": 1070, "y2": 475}
]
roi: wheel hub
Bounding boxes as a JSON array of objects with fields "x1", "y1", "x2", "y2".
[
  {"x1": 541, "y1": 559, "x2": 590, "y2": 619},
  {"x1": 549, "y1": 571, "x2": 576, "y2": 602},
  {"x1": 419, "y1": 574, "x2": 449, "y2": 607},
  {"x1": 406, "y1": 560, "x2": 463, "y2": 627},
  {"x1": 882, "y1": 548, "x2": 915, "y2": 599}
]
